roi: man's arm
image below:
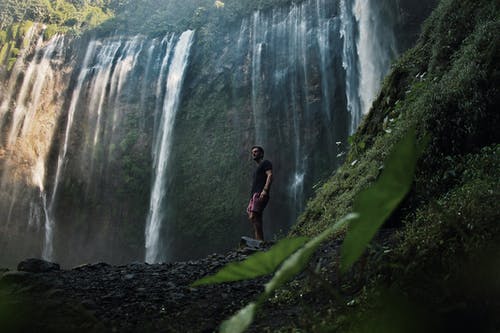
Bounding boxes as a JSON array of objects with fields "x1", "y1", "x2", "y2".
[{"x1": 260, "y1": 169, "x2": 273, "y2": 198}]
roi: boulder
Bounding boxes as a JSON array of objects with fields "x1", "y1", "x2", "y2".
[
  {"x1": 239, "y1": 236, "x2": 263, "y2": 249},
  {"x1": 0, "y1": 270, "x2": 33, "y2": 284},
  {"x1": 17, "y1": 258, "x2": 60, "y2": 273}
]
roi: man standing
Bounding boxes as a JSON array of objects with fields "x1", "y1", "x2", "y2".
[{"x1": 247, "y1": 146, "x2": 273, "y2": 241}]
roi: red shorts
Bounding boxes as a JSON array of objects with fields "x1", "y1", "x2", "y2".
[{"x1": 247, "y1": 192, "x2": 269, "y2": 214}]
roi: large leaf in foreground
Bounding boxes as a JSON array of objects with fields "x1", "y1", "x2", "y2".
[
  {"x1": 219, "y1": 214, "x2": 358, "y2": 333},
  {"x1": 219, "y1": 302, "x2": 257, "y2": 333},
  {"x1": 265, "y1": 213, "x2": 358, "y2": 294},
  {"x1": 340, "y1": 129, "x2": 423, "y2": 271},
  {"x1": 191, "y1": 237, "x2": 308, "y2": 286}
]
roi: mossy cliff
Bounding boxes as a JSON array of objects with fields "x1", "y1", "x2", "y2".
[{"x1": 285, "y1": 0, "x2": 499, "y2": 330}]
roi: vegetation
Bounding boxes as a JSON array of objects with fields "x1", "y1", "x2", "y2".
[
  {"x1": 0, "y1": 0, "x2": 112, "y2": 72},
  {"x1": 0, "y1": 0, "x2": 114, "y2": 31}
]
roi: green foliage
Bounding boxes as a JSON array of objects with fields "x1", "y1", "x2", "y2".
[
  {"x1": 7, "y1": 56, "x2": 17, "y2": 71},
  {"x1": 0, "y1": 30, "x2": 6, "y2": 44},
  {"x1": 219, "y1": 302, "x2": 258, "y2": 333},
  {"x1": 217, "y1": 214, "x2": 356, "y2": 333},
  {"x1": 340, "y1": 130, "x2": 426, "y2": 271},
  {"x1": 43, "y1": 24, "x2": 58, "y2": 40},
  {"x1": 0, "y1": 0, "x2": 113, "y2": 35},
  {"x1": 0, "y1": 43, "x2": 8, "y2": 64},
  {"x1": 395, "y1": 144, "x2": 500, "y2": 272},
  {"x1": 19, "y1": 21, "x2": 34, "y2": 36},
  {"x1": 264, "y1": 214, "x2": 355, "y2": 294},
  {"x1": 192, "y1": 237, "x2": 309, "y2": 286}
]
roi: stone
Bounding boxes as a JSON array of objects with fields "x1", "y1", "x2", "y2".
[
  {"x1": 240, "y1": 236, "x2": 263, "y2": 249},
  {"x1": 0, "y1": 271, "x2": 33, "y2": 284},
  {"x1": 17, "y1": 258, "x2": 60, "y2": 273}
]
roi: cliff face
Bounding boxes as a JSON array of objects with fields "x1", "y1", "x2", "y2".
[{"x1": 0, "y1": 0, "x2": 436, "y2": 267}]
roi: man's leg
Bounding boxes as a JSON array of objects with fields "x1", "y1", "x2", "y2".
[{"x1": 250, "y1": 212, "x2": 264, "y2": 241}]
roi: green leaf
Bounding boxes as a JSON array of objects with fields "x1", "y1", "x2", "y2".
[
  {"x1": 218, "y1": 215, "x2": 357, "y2": 332},
  {"x1": 265, "y1": 213, "x2": 358, "y2": 294},
  {"x1": 219, "y1": 302, "x2": 257, "y2": 333},
  {"x1": 340, "y1": 129, "x2": 423, "y2": 271},
  {"x1": 191, "y1": 237, "x2": 309, "y2": 286}
]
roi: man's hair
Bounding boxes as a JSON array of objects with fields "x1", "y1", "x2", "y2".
[{"x1": 251, "y1": 145, "x2": 264, "y2": 155}]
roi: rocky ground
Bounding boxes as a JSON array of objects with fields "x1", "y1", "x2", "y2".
[
  {"x1": 0, "y1": 242, "x2": 294, "y2": 333},
  {"x1": 0, "y1": 231, "x2": 400, "y2": 333}
]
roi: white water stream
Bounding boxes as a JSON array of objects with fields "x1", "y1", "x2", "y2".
[{"x1": 145, "y1": 30, "x2": 194, "y2": 263}]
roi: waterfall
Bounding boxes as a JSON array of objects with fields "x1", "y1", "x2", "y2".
[
  {"x1": 354, "y1": 0, "x2": 397, "y2": 115},
  {"x1": 49, "y1": 41, "x2": 96, "y2": 208},
  {"x1": 340, "y1": 0, "x2": 361, "y2": 134},
  {"x1": 44, "y1": 35, "x2": 149, "y2": 260},
  {"x1": 145, "y1": 30, "x2": 194, "y2": 264},
  {"x1": 0, "y1": 24, "x2": 38, "y2": 130},
  {"x1": 240, "y1": 0, "x2": 396, "y2": 220},
  {"x1": 341, "y1": 0, "x2": 397, "y2": 133},
  {"x1": 243, "y1": 0, "x2": 336, "y2": 220},
  {"x1": 0, "y1": 29, "x2": 65, "y2": 262},
  {"x1": 0, "y1": 0, "x2": 403, "y2": 266},
  {"x1": 251, "y1": 11, "x2": 266, "y2": 146},
  {"x1": 153, "y1": 34, "x2": 175, "y2": 166},
  {"x1": 7, "y1": 35, "x2": 63, "y2": 146},
  {"x1": 42, "y1": 38, "x2": 97, "y2": 259}
]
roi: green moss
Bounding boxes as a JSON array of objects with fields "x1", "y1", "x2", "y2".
[
  {"x1": 19, "y1": 21, "x2": 33, "y2": 35},
  {"x1": 0, "y1": 43, "x2": 8, "y2": 64},
  {"x1": 9, "y1": 23, "x2": 19, "y2": 40},
  {"x1": 7, "y1": 56, "x2": 17, "y2": 71},
  {"x1": 43, "y1": 24, "x2": 58, "y2": 41},
  {"x1": 0, "y1": 30, "x2": 6, "y2": 44}
]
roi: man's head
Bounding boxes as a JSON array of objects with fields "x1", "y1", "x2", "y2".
[{"x1": 251, "y1": 146, "x2": 264, "y2": 161}]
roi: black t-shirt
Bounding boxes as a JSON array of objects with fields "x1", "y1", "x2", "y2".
[{"x1": 251, "y1": 160, "x2": 272, "y2": 195}]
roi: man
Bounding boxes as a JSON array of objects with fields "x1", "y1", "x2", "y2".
[{"x1": 246, "y1": 145, "x2": 273, "y2": 241}]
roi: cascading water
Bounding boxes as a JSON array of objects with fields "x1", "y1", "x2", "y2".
[
  {"x1": 145, "y1": 30, "x2": 194, "y2": 264},
  {"x1": 44, "y1": 32, "x2": 194, "y2": 263},
  {"x1": 0, "y1": 24, "x2": 38, "y2": 130},
  {"x1": 0, "y1": 0, "x2": 406, "y2": 267},
  {"x1": 238, "y1": 0, "x2": 396, "y2": 221},
  {"x1": 0, "y1": 27, "x2": 65, "y2": 262},
  {"x1": 341, "y1": 0, "x2": 398, "y2": 133},
  {"x1": 354, "y1": 0, "x2": 398, "y2": 115}
]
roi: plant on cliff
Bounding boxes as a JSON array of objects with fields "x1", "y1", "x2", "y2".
[{"x1": 0, "y1": 0, "x2": 113, "y2": 34}]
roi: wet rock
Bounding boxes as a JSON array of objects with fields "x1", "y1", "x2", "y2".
[
  {"x1": 240, "y1": 236, "x2": 263, "y2": 249},
  {"x1": 81, "y1": 299, "x2": 98, "y2": 310},
  {"x1": 72, "y1": 262, "x2": 110, "y2": 271},
  {"x1": 17, "y1": 258, "x2": 60, "y2": 273},
  {"x1": 0, "y1": 270, "x2": 33, "y2": 284},
  {"x1": 0, "y1": 243, "x2": 277, "y2": 332}
]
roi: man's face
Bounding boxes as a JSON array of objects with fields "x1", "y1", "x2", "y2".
[{"x1": 251, "y1": 148, "x2": 263, "y2": 161}]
